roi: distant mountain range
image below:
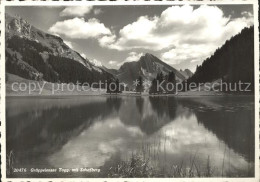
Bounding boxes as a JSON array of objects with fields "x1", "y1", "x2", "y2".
[
  {"x1": 5, "y1": 14, "x2": 254, "y2": 93},
  {"x1": 5, "y1": 14, "x2": 193, "y2": 87}
]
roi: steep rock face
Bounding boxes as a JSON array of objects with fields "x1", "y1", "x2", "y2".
[
  {"x1": 5, "y1": 14, "x2": 113, "y2": 83},
  {"x1": 6, "y1": 14, "x2": 88, "y2": 67},
  {"x1": 115, "y1": 53, "x2": 187, "y2": 88}
]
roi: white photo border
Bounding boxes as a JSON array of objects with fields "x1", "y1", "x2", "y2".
[{"x1": 0, "y1": 0, "x2": 259, "y2": 181}]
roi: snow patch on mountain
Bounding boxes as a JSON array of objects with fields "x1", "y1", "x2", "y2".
[{"x1": 90, "y1": 59, "x2": 103, "y2": 67}]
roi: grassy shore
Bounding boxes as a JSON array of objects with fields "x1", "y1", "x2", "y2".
[
  {"x1": 6, "y1": 73, "x2": 251, "y2": 97},
  {"x1": 107, "y1": 153, "x2": 214, "y2": 178}
]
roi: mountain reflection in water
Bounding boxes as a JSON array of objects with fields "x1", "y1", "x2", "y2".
[{"x1": 6, "y1": 96, "x2": 254, "y2": 177}]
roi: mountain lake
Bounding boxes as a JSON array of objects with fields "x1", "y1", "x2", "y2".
[{"x1": 6, "y1": 95, "x2": 255, "y2": 177}]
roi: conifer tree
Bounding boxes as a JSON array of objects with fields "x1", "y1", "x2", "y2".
[{"x1": 136, "y1": 76, "x2": 144, "y2": 94}]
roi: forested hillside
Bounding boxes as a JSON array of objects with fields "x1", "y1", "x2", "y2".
[
  {"x1": 186, "y1": 26, "x2": 254, "y2": 92},
  {"x1": 5, "y1": 14, "x2": 114, "y2": 85}
]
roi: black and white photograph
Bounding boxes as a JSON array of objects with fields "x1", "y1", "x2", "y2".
[{"x1": 0, "y1": 0, "x2": 259, "y2": 181}]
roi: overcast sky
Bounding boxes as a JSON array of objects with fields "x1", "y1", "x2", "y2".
[{"x1": 6, "y1": 5, "x2": 253, "y2": 72}]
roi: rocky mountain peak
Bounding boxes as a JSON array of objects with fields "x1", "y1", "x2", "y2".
[
  {"x1": 5, "y1": 14, "x2": 95, "y2": 69},
  {"x1": 115, "y1": 53, "x2": 189, "y2": 89},
  {"x1": 144, "y1": 53, "x2": 153, "y2": 57},
  {"x1": 5, "y1": 13, "x2": 115, "y2": 83},
  {"x1": 140, "y1": 53, "x2": 157, "y2": 63},
  {"x1": 6, "y1": 14, "x2": 32, "y2": 39}
]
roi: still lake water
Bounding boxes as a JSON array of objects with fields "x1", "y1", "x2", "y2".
[{"x1": 6, "y1": 96, "x2": 255, "y2": 177}]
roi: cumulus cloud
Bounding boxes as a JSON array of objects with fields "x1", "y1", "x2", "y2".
[
  {"x1": 125, "y1": 52, "x2": 144, "y2": 62},
  {"x1": 101, "y1": 5, "x2": 253, "y2": 66},
  {"x1": 51, "y1": 5, "x2": 253, "y2": 68},
  {"x1": 60, "y1": 6, "x2": 93, "y2": 17},
  {"x1": 49, "y1": 17, "x2": 112, "y2": 39},
  {"x1": 108, "y1": 60, "x2": 117, "y2": 65},
  {"x1": 114, "y1": 5, "x2": 251, "y2": 50},
  {"x1": 109, "y1": 52, "x2": 144, "y2": 67},
  {"x1": 241, "y1": 11, "x2": 253, "y2": 17},
  {"x1": 98, "y1": 35, "x2": 117, "y2": 48},
  {"x1": 94, "y1": 8, "x2": 103, "y2": 15},
  {"x1": 101, "y1": 16, "x2": 160, "y2": 50},
  {"x1": 161, "y1": 44, "x2": 216, "y2": 65}
]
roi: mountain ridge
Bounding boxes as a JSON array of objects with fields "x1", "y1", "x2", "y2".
[
  {"x1": 5, "y1": 14, "x2": 114, "y2": 83},
  {"x1": 111, "y1": 53, "x2": 192, "y2": 89},
  {"x1": 5, "y1": 13, "x2": 193, "y2": 89}
]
